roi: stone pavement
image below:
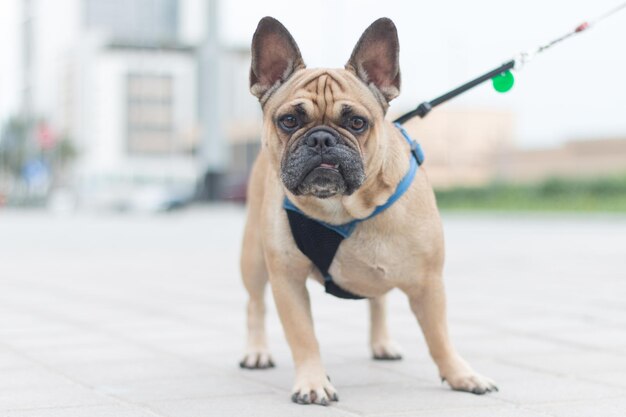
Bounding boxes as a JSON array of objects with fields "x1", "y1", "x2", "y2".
[{"x1": 1, "y1": 206, "x2": 626, "y2": 417}]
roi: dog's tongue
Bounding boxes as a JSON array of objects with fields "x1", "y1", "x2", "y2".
[{"x1": 320, "y1": 163, "x2": 335, "y2": 168}]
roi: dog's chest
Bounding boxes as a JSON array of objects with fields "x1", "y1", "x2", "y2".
[
  {"x1": 338, "y1": 240, "x2": 389, "y2": 278},
  {"x1": 327, "y1": 227, "x2": 413, "y2": 295}
]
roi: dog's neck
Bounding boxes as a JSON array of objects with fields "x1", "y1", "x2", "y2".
[{"x1": 287, "y1": 122, "x2": 410, "y2": 225}]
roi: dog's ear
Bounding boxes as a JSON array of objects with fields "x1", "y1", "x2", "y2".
[
  {"x1": 346, "y1": 18, "x2": 400, "y2": 103},
  {"x1": 250, "y1": 17, "x2": 305, "y2": 101}
]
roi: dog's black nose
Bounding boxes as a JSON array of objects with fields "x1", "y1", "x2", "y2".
[{"x1": 306, "y1": 130, "x2": 337, "y2": 150}]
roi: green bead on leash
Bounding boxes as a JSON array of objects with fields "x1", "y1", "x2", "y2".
[{"x1": 492, "y1": 70, "x2": 515, "y2": 93}]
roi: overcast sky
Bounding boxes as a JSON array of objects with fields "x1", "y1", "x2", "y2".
[{"x1": 1, "y1": 0, "x2": 625, "y2": 148}]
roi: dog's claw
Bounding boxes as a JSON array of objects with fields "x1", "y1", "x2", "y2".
[
  {"x1": 292, "y1": 389, "x2": 335, "y2": 406},
  {"x1": 291, "y1": 373, "x2": 338, "y2": 406},
  {"x1": 239, "y1": 352, "x2": 275, "y2": 370},
  {"x1": 373, "y1": 353, "x2": 403, "y2": 361}
]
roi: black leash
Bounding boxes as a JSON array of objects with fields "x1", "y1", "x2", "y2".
[
  {"x1": 394, "y1": 60, "x2": 515, "y2": 123},
  {"x1": 394, "y1": 3, "x2": 626, "y2": 124}
]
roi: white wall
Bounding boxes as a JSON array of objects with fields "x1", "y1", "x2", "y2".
[
  {"x1": 32, "y1": 0, "x2": 81, "y2": 128},
  {"x1": 178, "y1": 0, "x2": 205, "y2": 44},
  {"x1": 0, "y1": 0, "x2": 21, "y2": 126},
  {"x1": 72, "y1": 43, "x2": 197, "y2": 183}
]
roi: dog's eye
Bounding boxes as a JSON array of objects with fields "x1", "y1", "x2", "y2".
[
  {"x1": 348, "y1": 116, "x2": 367, "y2": 132},
  {"x1": 279, "y1": 115, "x2": 299, "y2": 131}
]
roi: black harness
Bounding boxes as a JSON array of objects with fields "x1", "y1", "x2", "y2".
[{"x1": 284, "y1": 123, "x2": 424, "y2": 300}]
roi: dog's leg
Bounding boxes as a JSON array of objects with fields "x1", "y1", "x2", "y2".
[
  {"x1": 369, "y1": 295, "x2": 402, "y2": 360},
  {"x1": 270, "y1": 272, "x2": 338, "y2": 406},
  {"x1": 407, "y1": 278, "x2": 497, "y2": 394},
  {"x1": 239, "y1": 218, "x2": 273, "y2": 369}
]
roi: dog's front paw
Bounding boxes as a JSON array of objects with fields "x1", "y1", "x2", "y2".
[
  {"x1": 439, "y1": 356, "x2": 498, "y2": 394},
  {"x1": 371, "y1": 339, "x2": 403, "y2": 360},
  {"x1": 291, "y1": 368, "x2": 338, "y2": 406},
  {"x1": 442, "y1": 371, "x2": 498, "y2": 395},
  {"x1": 239, "y1": 349, "x2": 275, "y2": 369},
  {"x1": 441, "y1": 373, "x2": 498, "y2": 395}
]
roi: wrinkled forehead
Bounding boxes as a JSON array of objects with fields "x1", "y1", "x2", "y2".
[{"x1": 265, "y1": 68, "x2": 385, "y2": 121}]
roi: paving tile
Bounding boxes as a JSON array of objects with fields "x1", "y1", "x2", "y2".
[
  {"x1": 0, "y1": 311, "x2": 53, "y2": 335},
  {"x1": 491, "y1": 374, "x2": 626, "y2": 404},
  {"x1": 330, "y1": 382, "x2": 502, "y2": 415},
  {"x1": 15, "y1": 342, "x2": 165, "y2": 365},
  {"x1": 0, "y1": 350, "x2": 32, "y2": 371},
  {"x1": 98, "y1": 373, "x2": 273, "y2": 402},
  {"x1": 0, "y1": 385, "x2": 112, "y2": 411},
  {"x1": 499, "y1": 351, "x2": 626, "y2": 377},
  {"x1": 371, "y1": 405, "x2": 549, "y2": 417},
  {"x1": 528, "y1": 397, "x2": 626, "y2": 417},
  {"x1": 583, "y1": 370, "x2": 626, "y2": 389},
  {"x1": 452, "y1": 334, "x2": 584, "y2": 358},
  {"x1": 0, "y1": 323, "x2": 82, "y2": 346},
  {"x1": 550, "y1": 327, "x2": 626, "y2": 353},
  {"x1": 2, "y1": 404, "x2": 164, "y2": 417},
  {"x1": 330, "y1": 360, "x2": 427, "y2": 387},
  {"x1": 148, "y1": 394, "x2": 357, "y2": 417},
  {"x1": 0, "y1": 367, "x2": 77, "y2": 390},
  {"x1": 54, "y1": 358, "x2": 212, "y2": 386}
]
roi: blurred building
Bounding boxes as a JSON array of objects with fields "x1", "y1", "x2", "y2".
[
  {"x1": 63, "y1": 0, "x2": 199, "y2": 208},
  {"x1": 65, "y1": 39, "x2": 199, "y2": 204},
  {"x1": 499, "y1": 137, "x2": 626, "y2": 184},
  {"x1": 405, "y1": 108, "x2": 626, "y2": 188},
  {"x1": 398, "y1": 112, "x2": 626, "y2": 188},
  {"x1": 14, "y1": 0, "x2": 257, "y2": 208},
  {"x1": 401, "y1": 109, "x2": 515, "y2": 188}
]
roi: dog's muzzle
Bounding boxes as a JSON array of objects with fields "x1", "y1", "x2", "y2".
[{"x1": 280, "y1": 126, "x2": 365, "y2": 199}]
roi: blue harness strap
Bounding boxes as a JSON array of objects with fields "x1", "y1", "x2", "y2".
[{"x1": 284, "y1": 123, "x2": 424, "y2": 299}]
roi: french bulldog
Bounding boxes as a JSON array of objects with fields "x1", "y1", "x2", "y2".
[{"x1": 239, "y1": 16, "x2": 497, "y2": 405}]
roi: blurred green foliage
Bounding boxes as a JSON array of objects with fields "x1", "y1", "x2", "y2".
[
  {"x1": 0, "y1": 117, "x2": 77, "y2": 177},
  {"x1": 0, "y1": 118, "x2": 29, "y2": 175},
  {"x1": 435, "y1": 175, "x2": 626, "y2": 212}
]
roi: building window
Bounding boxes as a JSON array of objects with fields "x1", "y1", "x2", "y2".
[{"x1": 126, "y1": 73, "x2": 174, "y2": 155}]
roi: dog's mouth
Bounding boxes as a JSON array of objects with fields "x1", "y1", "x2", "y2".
[
  {"x1": 295, "y1": 160, "x2": 345, "y2": 198},
  {"x1": 280, "y1": 128, "x2": 366, "y2": 199},
  {"x1": 316, "y1": 162, "x2": 340, "y2": 173},
  {"x1": 282, "y1": 154, "x2": 364, "y2": 199}
]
